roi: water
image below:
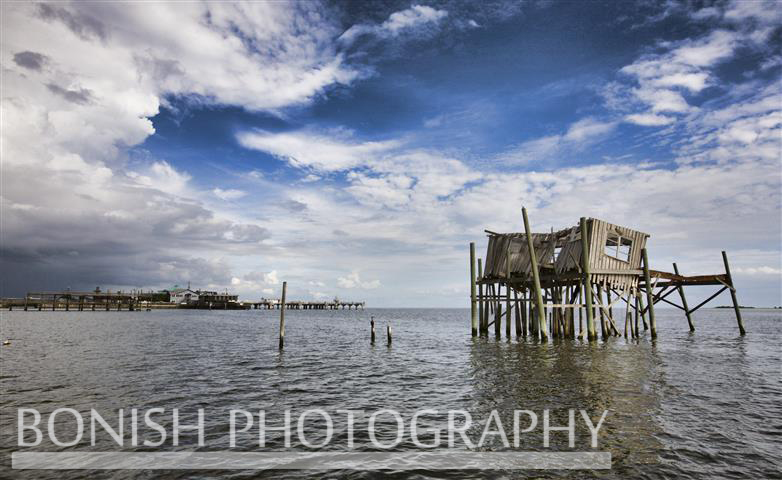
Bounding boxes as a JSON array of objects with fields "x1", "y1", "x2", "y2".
[{"x1": 1, "y1": 308, "x2": 780, "y2": 479}]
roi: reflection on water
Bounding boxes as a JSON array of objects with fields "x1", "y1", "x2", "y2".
[{"x1": 1, "y1": 308, "x2": 780, "y2": 479}]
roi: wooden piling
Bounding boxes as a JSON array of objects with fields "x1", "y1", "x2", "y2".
[
  {"x1": 673, "y1": 263, "x2": 694, "y2": 332},
  {"x1": 578, "y1": 283, "x2": 585, "y2": 339},
  {"x1": 522, "y1": 207, "x2": 548, "y2": 341},
  {"x1": 641, "y1": 248, "x2": 657, "y2": 338},
  {"x1": 495, "y1": 294, "x2": 502, "y2": 338},
  {"x1": 514, "y1": 290, "x2": 522, "y2": 338},
  {"x1": 387, "y1": 324, "x2": 392, "y2": 346},
  {"x1": 637, "y1": 290, "x2": 648, "y2": 331},
  {"x1": 596, "y1": 284, "x2": 607, "y2": 340},
  {"x1": 371, "y1": 316, "x2": 376, "y2": 344},
  {"x1": 478, "y1": 259, "x2": 485, "y2": 336},
  {"x1": 470, "y1": 242, "x2": 478, "y2": 337},
  {"x1": 279, "y1": 281, "x2": 287, "y2": 350},
  {"x1": 721, "y1": 251, "x2": 745, "y2": 335},
  {"x1": 505, "y1": 250, "x2": 511, "y2": 339},
  {"x1": 579, "y1": 217, "x2": 596, "y2": 341},
  {"x1": 520, "y1": 289, "x2": 528, "y2": 337}
]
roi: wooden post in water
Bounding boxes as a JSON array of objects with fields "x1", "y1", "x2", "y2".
[
  {"x1": 387, "y1": 324, "x2": 392, "y2": 346},
  {"x1": 494, "y1": 291, "x2": 502, "y2": 338},
  {"x1": 278, "y1": 281, "x2": 287, "y2": 350},
  {"x1": 641, "y1": 248, "x2": 657, "y2": 338},
  {"x1": 522, "y1": 207, "x2": 548, "y2": 341},
  {"x1": 633, "y1": 291, "x2": 640, "y2": 336},
  {"x1": 371, "y1": 316, "x2": 376, "y2": 344},
  {"x1": 478, "y1": 259, "x2": 485, "y2": 336},
  {"x1": 721, "y1": 251, "x2": 745, "y2": 335},
  {"x1": 673, "y1": 263, "x2": 694, "y2": 332},
  {"x1": 578, "y1": 283, "x2": 585, "y2": 339},
  {"x1": 579, "y1": 217, "x2": 596, "y2": 341},
  {"x1": 470, "y1": 243, "x2": 478, "y2": 337},
  {"x1": 520, "y1": 289, "x2": 527, "y2": 337},
  {"x1": 505, "y1": 249, "x2": 511, "y2": 339},
  {"x1": 514, "y1": 290, "x2": 522, "y2": 338},
  {"x1": 637, "y1": 291, "x2": 648, "y2": 331},
  {"x1": 596, "y1": 283, "x2": 607, "y2": 340}
]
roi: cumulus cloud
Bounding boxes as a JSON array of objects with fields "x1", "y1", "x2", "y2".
[
  {"x1": 339, "y1": 4, "x2": 448, "y2": 45},
  {"x1": 0, "y1": 1, "x2": 354, "y2": 294},
  {"x1": 616, "y1": 2, "x2": 779, "y2": 128}
]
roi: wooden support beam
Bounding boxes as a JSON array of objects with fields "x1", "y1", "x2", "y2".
[
  {"x1": 673, "y1": 263, "x2": 694, "y2": 332},
  {"x1": 523, "y1": 207, "x2": 548, "y2": 341},
  {"x1": 722, "y1": 251, "x2": 745, "y2": 335},
  {"x1": 642, "y1": 248, "x2": 657, "y2": 338},
  {"x1": 658, "y1": 296, "x2": 686, "y2": 310},
  {"x1": 688, "y1": 286, "x2": 728, "y2": 314},
  {"x1": 579, "y1": 217, "x2": 596, "y2": 341},
  {"x1": 470, "y1": 242, "x2": 478, "y2": 337}
]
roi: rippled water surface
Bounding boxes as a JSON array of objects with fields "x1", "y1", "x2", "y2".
[{"x1": 1, "y1": 308, "x2": 780, "y2": 479}]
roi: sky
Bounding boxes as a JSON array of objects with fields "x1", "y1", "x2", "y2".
[{"x1": 1, "y1": 0, "x2": 780, "y2": 307}]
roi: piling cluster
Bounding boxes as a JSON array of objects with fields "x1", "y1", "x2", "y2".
[{"x1": 470, "y1": 207, "x2": 745, "y2": 341}]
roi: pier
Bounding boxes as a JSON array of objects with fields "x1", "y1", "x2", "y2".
[
  {"x1": 249, "y1": 299, "x2": 365, "y2": 310},
  {"x1": 469, "y1": 208, "x2": 745, "y2": 341},
  {"x1": 0, "y1": 291, "x2": 172, "y2": 311},
  {"x1": 1, "y1": 291, "x2": 366, "y2": 312}
]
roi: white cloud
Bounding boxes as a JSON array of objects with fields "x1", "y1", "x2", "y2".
[
  {"x1": 339, "y1": 4, "x2": 448, "y2": 45},
  {"x1": 237, "y1": 130, "x2": 400, "y2": 172},
  {"x1": 212, "y1": 188, "x2": 247, "y2": 201},
  {"x1": 264, "y1": 270, "x2": 280, "y2": 285},
  {"x1": 382, "y1": 5, "x2": 448, "y2": 35},
  {"x1": 625, "y1": 113, "x2": 675, "y2": 126},
  {"x1": 734, "y1": 266, "x2": 782, "y2": 275},
  {"x1": 337, "y1": 271, "x2": 381, "y2": 290},
  {"x1": 498, "y1": 118, "x2": 617, "y2": 164},
  {"x1": 0, "y1": 1, "x2": 350, "y2": 293}
]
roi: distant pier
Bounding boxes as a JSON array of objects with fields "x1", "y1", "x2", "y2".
[
  {"x1": 249, "y1": 300, "x2": 365, "y2": 310},
  {"x1": 1, "y1": 291, "x2": 365, "y2": 312}
]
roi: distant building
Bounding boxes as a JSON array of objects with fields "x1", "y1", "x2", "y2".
[
  {"x1": 169, "y1": 288, "x2": 199, "y2": 304},
  {"x1": 199, "y1": 291, "x2": 239, "y2": 304}
]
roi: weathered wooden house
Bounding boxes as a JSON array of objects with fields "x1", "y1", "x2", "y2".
[{"x1": 469, "y1": 208, "x2": 745, "y2": 341}]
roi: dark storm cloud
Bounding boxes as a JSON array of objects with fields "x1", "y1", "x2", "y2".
[
  {"x1": 0, "y1": 167, "x2": 270, "y2": 297},
  {"x1": 37, "y1": 3, "x2": 107, "y2": 41},
  {"x1": 13, "y1": 51, "x2": 48, "y2": 71},
  {"x1": 46, "y1": 83, "x2": 94, "y2": 105}
]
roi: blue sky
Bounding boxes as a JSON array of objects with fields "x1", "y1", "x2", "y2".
[{"x1": 2, "y1": 1, "x2": 781, "y2": 307}]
